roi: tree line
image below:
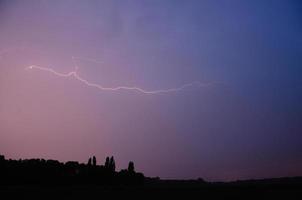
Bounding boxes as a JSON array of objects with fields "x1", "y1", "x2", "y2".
[{"x1": 0, "y1": 154, "x2": 144, "y2": 185}]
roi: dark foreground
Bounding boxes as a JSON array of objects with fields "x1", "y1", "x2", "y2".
[
  {"x1": 1, "y1": 155, "x2": 301, "y2": 198},
  {"x1": 1, "y1": 177, "x2": 302, "y2": 199}
]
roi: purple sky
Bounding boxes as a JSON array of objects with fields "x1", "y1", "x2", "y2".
[{"x1": 0, "y1": 0, "x2": 302, "y2": 181}]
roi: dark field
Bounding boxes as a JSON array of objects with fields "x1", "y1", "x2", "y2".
[{"x1": 1, "y1": 178, "x2": 302, "y2": 199}]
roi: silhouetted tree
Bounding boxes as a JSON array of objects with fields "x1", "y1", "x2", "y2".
[
  {"x1": 0, "y1": 155, "x2": 4, "y2": 169},
  {"x1": 109, "y1": 156, "x2": 115, "y2": 172},
  {"x1": 128, "y1": 161, "x2": 135, "y2": 173},
  {"x1": 0, "y1": 155, "x2": 4, "y2": 163},
  {"x1": 88, "y1": 158, "x2": 92, "y2": 166},
  {"x1": 105, "y1": 157, "x2": 110, "y2": 169},
  {"x1": 92, "y1": 156, "x2": 96, "y2": 166},
  {"x1": 0, "y1": 154, "x2": 147, "y2": 186}
]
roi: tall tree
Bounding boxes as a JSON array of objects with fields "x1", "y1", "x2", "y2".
[
  {"x1": 109, "y1": 156, "x2": 115, "y2": 172},
  {"x1": 128, "y1": 161, "x2": 135, "y2": 173},
  {"x1": 92, "y1": 156, "x2": 96, "y2": 166},
  {"x1": 105, "y1": 157, "x2": 110, "y2": 169}
]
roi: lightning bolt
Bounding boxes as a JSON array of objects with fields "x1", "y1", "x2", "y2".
[{"x1": 26, "y1": 57, "x2": 218, "y2": 94}]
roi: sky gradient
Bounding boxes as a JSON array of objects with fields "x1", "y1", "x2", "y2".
[{"x1": 0, "y1": 0, "x2": 302, "y2": 181}]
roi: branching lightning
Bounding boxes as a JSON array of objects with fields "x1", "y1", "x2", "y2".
[{"x1": 26, "y1": 57, "x2": 217, "y2": 94}]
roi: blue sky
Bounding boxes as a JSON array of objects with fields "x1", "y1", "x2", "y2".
[{"x1": 0, "y1": 0, "x2": 301, "y2": 181}]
